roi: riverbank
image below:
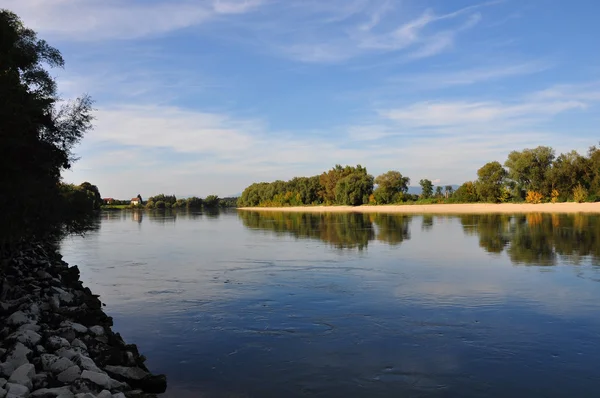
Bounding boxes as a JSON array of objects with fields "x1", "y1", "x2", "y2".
[
  {"x1": 0, "y1": 244, "x2": 167, "y2": 397},
  {"x1": 238, "y1": 202, "x2": 600, "y2": 214}
]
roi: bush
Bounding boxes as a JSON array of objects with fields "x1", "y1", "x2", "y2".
[
  {"x1": 155, "y1": 201, "x2": 165, "y2": 209},
  {"x1": 551, "y1": 189, "x2": 559, "y2": 203},
  {"x1": 526, "y1": 191, "x2": 543, "y2": 204},
  {"x1": 573, "y1": 184, "x2": 588, "y2": 203}
]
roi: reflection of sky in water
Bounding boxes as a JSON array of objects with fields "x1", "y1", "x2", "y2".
[{"x1": 61, "y1": 211, "x2": 600, "y2": 397}]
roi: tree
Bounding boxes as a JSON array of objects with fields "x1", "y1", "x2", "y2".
[
  {"x1": 475, "y1": 161, "x2": 507, "y2": 202},
  {"x1": 504, "y1": 146, "x2": 555, "y2": 197},
  {"x1": 335, "y1": 172, "x2": 374, "y2": 206},
  {"x1": 373, "y1": 171, "x2": 410, "y2": 204},
  {"x1": 444, "y1": 185, "x2": 454, "y2": 198},
  {"x1": 204, "y1": 195, "x2": 219, "y2": 208},
  {"x1": 0, "y1": 10, "x2": 94, "y2": 248},
  {"x1": 419, "y1": 179, "x2": 433, "y2": 199},
  {"x1": 454, "y1": 181, "x2": 479, "y2": 202},
  {"x1": 435, "y1": 186, "x2": 443, "y2": 198}
]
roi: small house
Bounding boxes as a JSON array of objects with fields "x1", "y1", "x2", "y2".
[
  {"x1": 103, "y1": 198, "x2": 114, "y2": 205},
  {"x1": 131, "y1": 197, "x2": 141, "y2": 206}
]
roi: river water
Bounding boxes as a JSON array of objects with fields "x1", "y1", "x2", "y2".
[{"x1": 60, "y1": 210, "x2": 600, "y2": 397}]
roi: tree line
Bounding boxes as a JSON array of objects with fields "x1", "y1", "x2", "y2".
[
  {"x1": 142, "y1": 194, "x2": 237, "y2": 209},
  {"x1": 239, "y1": 144, "x2": 600, "y2": 207}
]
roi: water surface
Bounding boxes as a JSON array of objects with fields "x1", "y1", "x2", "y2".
[{"x1": 60, "y1": 210, "x2": 600, "y2": 397}]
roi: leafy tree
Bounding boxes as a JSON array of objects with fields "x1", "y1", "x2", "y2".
[
  {"x1": 505, "y1": 146, "x2": 555, "y2": 197},
  {"x1": 204, "y1": 195, "x2": 220, "y2": 208},
  {"x1": 475, "y1": 161, "x2": 507, "y2": 203},
  {"x1": 186, "y1": 197, "x2": 203, "y2": 208},
  {"x1": 444, "y1": 185, "x2": 454, "y2": 198},
  {"x1": 435, "y1": 186, "x2": 443, "y2": 198},
  {"x1": 548, "y1": 150, "x2": 588, "y2": 201},
  {"x1": 79, "y1": 182, "x2": 102, "y2": 210},
  {"x1": 335, "y1": 172, "x2": 374, "y2": 206},
  {"x1": 419, "y1": 179, "x2": 433, "y2": 199},
  {"x1": 454, "y1": 181, "x2": 479, "y2": 202},
  {"x1": 0, "y1": 10, "x2": 95, "y2": 248},
  {"x1": 373, "y1": 171, "x2": 410, "y2": 204}
]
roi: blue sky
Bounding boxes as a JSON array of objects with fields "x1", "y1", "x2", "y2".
[{"x1": 6, "y1": 0, "x2": 600, "y2": 198}]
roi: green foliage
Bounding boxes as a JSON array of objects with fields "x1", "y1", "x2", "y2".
[
  {"x1": 334, "y1": 171, "x2": 374, "y2": 206},
  {"x1": 505, "y1": 146, "x2": 555, "y2": 197},
  {"x1": 204, "y1": 195, "x2": 220, "y2": 208},
  {"x1": 475, "y1": 161, "x2": 507, "y2": 203},
  {"x1": 419, "y1": 179, "x2": 433, "y2": 199},
  {"x1": 186, "y1": 197, "x2": 203, "y2": 208},
  {"x1": 147, "y1": 194, "x2": 176, "y2": 205},
  {"x1": 0, "y1": 10, "x2": 95, "y2": 249},
  {"x1": 373, "y1": 171, "x2": 410, "y2": 204},
  {"x1": 453, "y1": 182, "x2": 479, "y2": 203}
]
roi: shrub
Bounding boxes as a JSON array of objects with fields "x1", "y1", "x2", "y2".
[
  {"x1": 526, "y1": 191, "x2": 543, "y2": 204},
  {"x1": 573, "y1": 184, "x2": 588, "y2": 203},
  {"x1": 551, "y1": 189, "x2": 559, "y2": 203},
  {"x1": 155, "y1": 201, "x2": 165, "y2": 209}
]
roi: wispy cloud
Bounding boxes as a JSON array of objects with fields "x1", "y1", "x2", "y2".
[
  {"x1": 3, "y1": 0, "x2": 265, "y2": 40},
  {"x1": 391, "y1": 61, "x2": 551, "y2": 89}
]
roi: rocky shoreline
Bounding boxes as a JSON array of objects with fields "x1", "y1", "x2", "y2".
[{"x1": 0, "y1": 244, "x2": 167, "y2": 398}]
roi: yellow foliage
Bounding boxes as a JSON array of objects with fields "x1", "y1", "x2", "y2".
[
  {"x1": 550, "y1": 189, "x2": 559, "y2": 203},
  {"x1": 368, "y1": 194, "x2": 376, "y2": 205},
  {"x1": 526, "y1": 191, "x2": 543, "y2": 204},
  {"x1": 573, "y1": 184, "x2": 588, "y2": 203},
  {"x1": 526, "y1": 213, "x2": 543, "y2": 226}
]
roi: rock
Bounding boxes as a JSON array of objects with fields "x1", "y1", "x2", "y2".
[
  {"x1": 0, "y1": 364, "x2": 14, "y2": 379},
  {"x1": 0, "y1": 379, "x2": 5, "y2": 388},
  {"x1": 40, "y1": 355, "x2": 74, "y2": 374},
  {"x1": 46, "y1": 337, "x2": 70, "y2": 351},
  {"x1": 70, "y1": 340, "x2": 86, "y2": 351},
  {"x1": 71, "y1": 356, "x2": 101, "y2": 373},
  {"x1": 11, "y1": 330, "x2": 42, "y2": 348},
  {"x1": 96, "y1": 391, "x2": 112, "y2": 398},
  {"x1": 30, "y1": 386, "x2": 74, "y2": 397},
  {"x1": 59, "y1": 323, "x2": 87, "y2": 334},
  {"x1": 56, "y1": 365, "x2": 80, "y2": 384},
  {"x1": 111, "y1": 394, "x2": 126, "y2": 398},
  {"x1": 49, "y1": 297, "x2": 60, "y2": 311},
  {"x1": 0, "y1": 348, "x2": 6, "y2": 358},
  {"x1": 5, "y1": 382, "x2": 29, "y2": 397},
  {"x1": 55, "y1": 349, "x2": 77, "y2": 361},
  {"x1": 31, "y1": 372, "x2": 48, "y2": 390},
  {"x1": 36, "y1": 271, "x2": 53, "y2": 281},
  {"x1": 0, "y1": 387, "x2": 5, "y2": 398},
  {"x1": 103, "y1": 367, "x2": 147, "y2": 381},
  {"x1": 80, "y1": 370, "x2": 111, "y2": 390},
  {"x1": 35, "y1": 346, "x2": 46, "y2": 355},
  {"x1": 88, "y1": 327, "x2": 104, "y2": 337},
  {"x1": 6, "y1": 312, "x2": 29, "y2": 327},
  {"x1": 74, "y1": 394, "x2": 95, "y2": 398},
  {"x1": 17, "y1": 323, "x2": 40, "y2": 333},
  {"x1": 6, "y1": 343, "x2": 31, "y2": 368},
  {"x1": 28, "y1": 304, "x2": 40, "y2": 317},
  {"x1": 8, "y1": 364, "x2": 35, "y2": 390}
]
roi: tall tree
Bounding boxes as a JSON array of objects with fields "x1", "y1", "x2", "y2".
[
  {"x1": 0, "y1": 10, "x2": 94, "y2": 248},
  {"x1": 419, "y1": 179, "x2": 433, "y2": 199},
  {"x1": 374, "y1": 171, "x2": 410, "y2": 204},
  {"x1": 475, "y1": 161, "x2": 507, "y2": 202},
  {"x1": 504, "y1": 146, "x2": 555, "y2": 197}
]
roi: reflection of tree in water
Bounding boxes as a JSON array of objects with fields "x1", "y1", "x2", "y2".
[
  {"x1": 421, "y1": 215, "x2": 434, "y2": 231},
  {"x1": 461, "y1": 214, "x2": 600, "y2": 265},
  {"x1": 239, "y1": 212, "x2": 382, "y2": 250},
  {"x1": 370, "y1": 214, "x2": 412, "y2": 245}
]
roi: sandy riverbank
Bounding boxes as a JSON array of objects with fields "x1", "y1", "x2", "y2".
[{"x1": 238, "y1": 202, "x2": 600, "y2": 214}]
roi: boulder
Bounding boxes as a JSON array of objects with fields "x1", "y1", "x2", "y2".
[
  {"x1": 7, "y1": 311, "x2": 29, "y2": 327},
  {"x1": 46, "y1": 337, "x2": 70, "y2": 351},
  {"x1": 80, "y1": 370, "x2": 111, "y2": 390},
  {"x1": 0, "y1": 364, "x2": 14, "y2": 379},
  {"x1": 30, "y1": 386, "x2": 74, "y2": 397},
  {"x1": 96, "y1": 391, "x2": 112, "y2": 398},
  {"x1": 7, "y1": 364, "x2": 35, "y2": 390},
  {"x1": 71, "y1": 356, "x2": 101, "y2": 373},
  {"x1": 11, "y1": 330, "x2": 42, "y2": 348},
  {"x1": 6, "y1": 343, "x2": 31, "y2": 368},
  {"x1": 59, "y1": 322, "x2": 87, "y2": 335},
  {"x1": 56, "y1": 365, "x2": 81, "y2": 384},
  {"x1": 5, "y1": 382, "x2": 29, "y2": 397},
  {"x1": 88, "y1": 327, "x2": 104, "y2": 337},
  {"x1": 0, "y1": 387, "x2": 5, "y2": 398},
  {"x1": 40, "y1": 355, "x2": 74, "y2": 374}
]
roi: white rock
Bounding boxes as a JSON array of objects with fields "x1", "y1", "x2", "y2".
[
  {"x1": 104, "y1": 366, "x2": 148, "y2": 380},
  {"x1": 5, "y1": 382, "x2": 29, "y2": 397},
  {"x1": 97, "y1": 391, "x2": 112, "y2": 398},
  {"x1": 54, "y1": 349, "x2": 77, "y2": 361},
  {"x1": 56, "y1": 365, "x2": 81, "y2": 384},
  {"x1": 11, "y1": 330, "x2": 42, "y2": 348},
  {"x1": 40, "y1": 355, "x2": 74, "y2": 374},
  {"x1": 59, "y1": 322, "x2": 87, "y2": 334},
  {"x1": 28, "y1": 304, "x2": 40, "y2": 317},
  {"x1": 72, "y1": 356, "x2": 101, "y2": 373},
  {"x1": 6, "y1": 312, "x2": 29, "y2": 327},
  {"x1": 7, "y1": 343, "x2": 31, "y2": 368},
  {"x1": 88, "y1": 326, "x2": 104, "y2": 337},
  {"x1": 8, "y1": 364, "x2": 34, "y2": 390},
  {"x1": 30, "y1": 386, "x2": 74, "y2": 397},
  {"x1": 80, "y1": 370, "x2": 111, "y2": 389}
]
